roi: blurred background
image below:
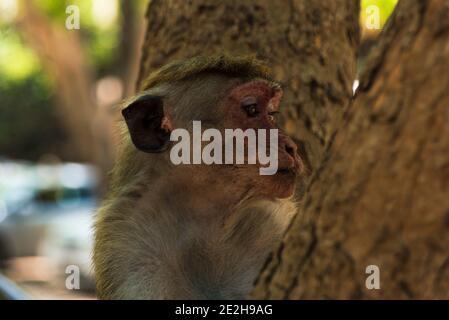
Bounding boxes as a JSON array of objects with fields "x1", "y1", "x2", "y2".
[{"x1": 0, "y1": 0, "x2": 397, "y2": 299}]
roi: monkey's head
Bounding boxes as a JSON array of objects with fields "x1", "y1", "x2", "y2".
[{"x1": 121, "y1": 56, "x2": 303, "y2": 203}]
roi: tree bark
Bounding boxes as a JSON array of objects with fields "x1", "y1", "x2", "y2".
[
  {"x1": 251, "y1": 0, "x2": 449, "y2": 299},
  {"x1": 137, "y1": 0, "x2": 360, "y2": 174},
  {"x1": 118, "y1": 0, "x2": 146, "y2": 97}
]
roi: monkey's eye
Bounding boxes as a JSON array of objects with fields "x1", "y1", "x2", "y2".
[{"x1": 241, "y1": 96, "x2": 259, "y2": 117}]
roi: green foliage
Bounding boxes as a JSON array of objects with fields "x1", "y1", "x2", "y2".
[
  {"x1": 35, "y1": 0, "x2": 69, "y2": 24},
  {"x1": 0, "y1": 0, "x2": 121, "y2": 81},
  {"x1": 0, "y1": 73, "x2": 69, "y2": 160},
  {"x1": 34, "y1": 0, "x2": 120, "y2": 74},
  {"x1": 361, "y1": 0, "x2": 398, "y2": 28},
  {"x1": 0, "y1": 25, "x2": 66, "y2": 160},
  {"x1": 0, "y1": 27, "x2": 40, "y2": 81},
  {"x1": 0, "y1": 0, "x2": 123, "y2": 161}
]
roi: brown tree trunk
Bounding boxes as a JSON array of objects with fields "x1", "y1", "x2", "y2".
[
  {"x1": 17, "y1": 1, "x2": 97, "y2": 164},
  {"x1": 118, "y1": 0, "x2": 146, "y2": 97},
  {"x1": 16, "y1": 1, "x2": 144, "y2": 183},
  {"x1": 251, "y1": 0, "x2": 449, "y2": 299},
  {"x1": 137, "y1": 0, "x2": 360, "y2": 175}
]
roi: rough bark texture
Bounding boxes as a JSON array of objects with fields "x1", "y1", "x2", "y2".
[
  {"x1": 138, "y1": 0, "x2": 359, "y2": 172},
  {"x1": 251, "y1": 0, "x2": 449, "y2": 299}
]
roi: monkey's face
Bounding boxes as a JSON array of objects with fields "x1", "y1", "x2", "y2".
[
  {"x1": 214, "y1": 80, "x2": 304, "y2": 199},
  {"x1": 122, "y1": 78, "x2": 303, "y2": 202}
]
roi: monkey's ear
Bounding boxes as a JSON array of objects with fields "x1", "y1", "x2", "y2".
[{"x1": 122, "y1": 95, "x2": 171, "y2": 153}]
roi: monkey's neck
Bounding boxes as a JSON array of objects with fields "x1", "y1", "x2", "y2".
[{"x1": 99, "y1": 175, "x2": 296, "y2": 299}]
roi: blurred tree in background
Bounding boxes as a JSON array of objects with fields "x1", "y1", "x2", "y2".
[{"x1": 0, "y1": 0, "x2": 145, "y2": 181}]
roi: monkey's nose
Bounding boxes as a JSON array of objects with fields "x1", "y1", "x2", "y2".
[
  {"x1": 279, "y1": 137, "x2": 303, "y2": 173},
  {"x1": 283, "y1": 139, "x2": 298, "y2": 159}
]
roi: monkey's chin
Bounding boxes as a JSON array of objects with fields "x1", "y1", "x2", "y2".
[
  {"x1": 269, "y1": 170, "x2": 297, "y2": 199},
  {"x1": 275, "y1": 183, "x2": 296, "y2": 199}
]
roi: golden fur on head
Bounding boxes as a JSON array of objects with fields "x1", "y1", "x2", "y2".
[{"x1": 140, "y1": 55, "x2": 273, "y2": 91}]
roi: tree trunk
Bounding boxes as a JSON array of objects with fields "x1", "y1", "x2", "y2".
[
  {"x1": 118, "y1": 0, "x2": 146, "y2": 97},
  {"x1": 251, "y1": 0, "x2": 449, "y2": 299},
  {"x1": 17, "y1": 1, "x2": 97, "y2": 164},
  {"x1": 138, "y1": 0, "x2": 360, "y2": 175},
  {"x1": 17, "y1": 0, "x2": 144, "y2": 183}
]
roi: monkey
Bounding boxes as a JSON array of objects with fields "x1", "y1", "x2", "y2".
[{"x1": 93, "y1": 55, "x2": 304, "y2": 299}]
